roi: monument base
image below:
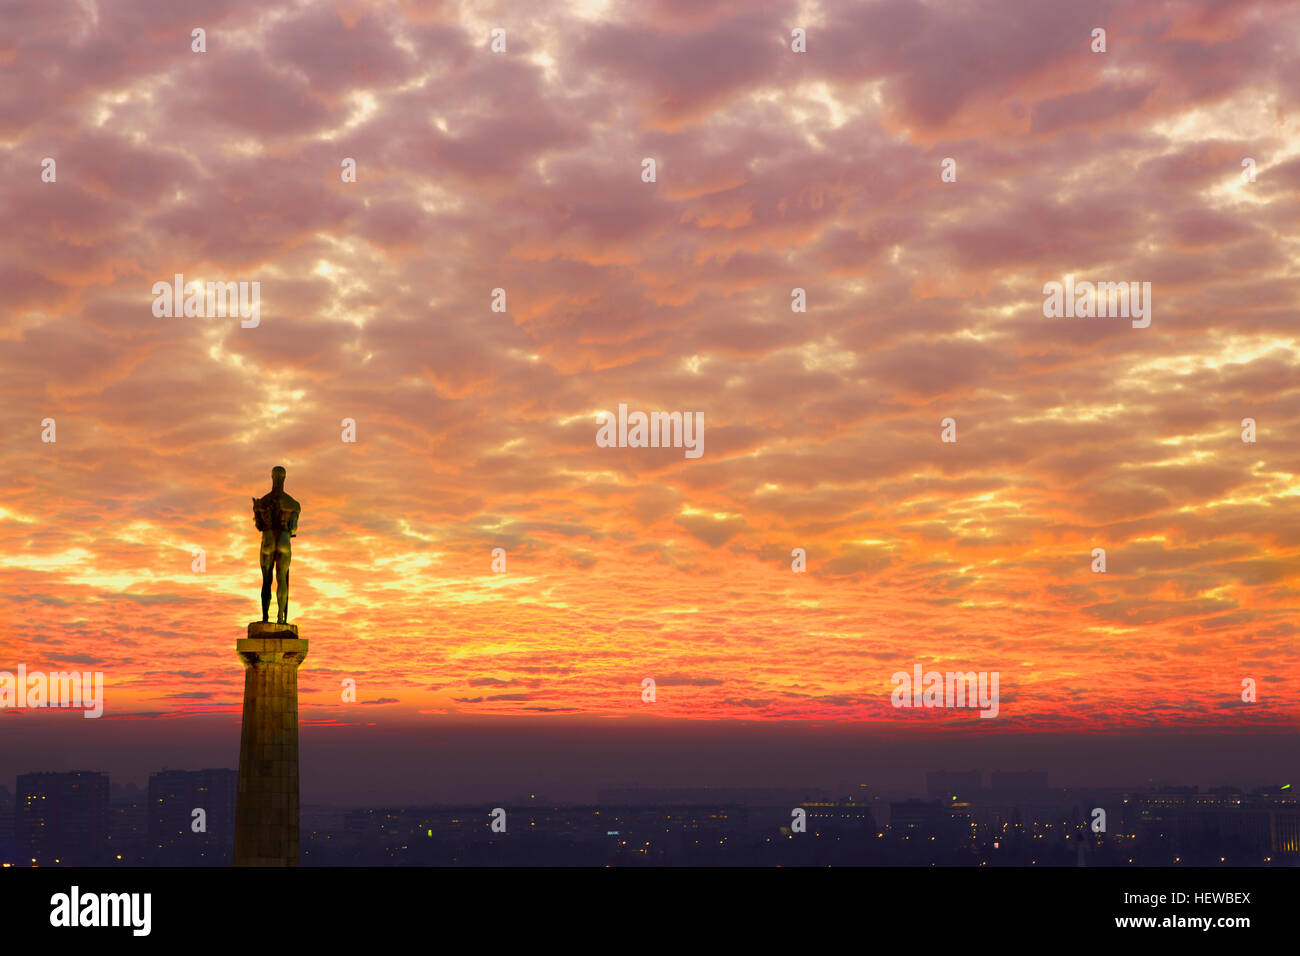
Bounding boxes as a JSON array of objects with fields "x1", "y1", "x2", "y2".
[
  {"x1": 247, "y1": 620, "x2": 299, "y2": 638},
  {"x1": 233, "y1": 622, "x2": 307, "y2": 867}
]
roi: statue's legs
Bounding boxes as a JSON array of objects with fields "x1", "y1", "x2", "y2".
[
  {"x1": 275, "y1": 532, "x2": 292, "y2": 624},
  {"x1": 259, "y1": 532, "x2": 276, "y2": 622}
]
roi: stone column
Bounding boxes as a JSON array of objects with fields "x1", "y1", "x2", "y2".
[{"x1": 234, "y1": 622, "x2": 308, "y2": 866}]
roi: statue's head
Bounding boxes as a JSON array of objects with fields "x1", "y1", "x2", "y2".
[{"x1": 271, "y1": 465, "x2": 286, "y2": 487}]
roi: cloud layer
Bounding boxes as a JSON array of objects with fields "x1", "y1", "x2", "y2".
[{"x1": 1, "y1": 0, "x2": 1298, "y2": 733}]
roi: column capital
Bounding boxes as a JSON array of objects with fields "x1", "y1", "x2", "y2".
[{"x1": 239, "y1": 622, "x2": 307, "y2": 665}]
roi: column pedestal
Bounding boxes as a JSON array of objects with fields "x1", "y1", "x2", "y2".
[{"x1": 233, "y1": 621, "x2": 308, "y2": 867}]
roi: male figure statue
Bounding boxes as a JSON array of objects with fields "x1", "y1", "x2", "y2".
[{"x1": 252, "y1": 466, "x2": 301, "y2": 624}]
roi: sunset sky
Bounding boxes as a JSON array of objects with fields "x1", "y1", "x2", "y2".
[{"x1": 2, "y1": 0, "x2": 1299, "y2": 777}]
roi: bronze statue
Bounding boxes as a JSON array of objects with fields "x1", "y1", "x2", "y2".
[{"x1": 252, "y1": 466, "x2": 300, "y2": 624}]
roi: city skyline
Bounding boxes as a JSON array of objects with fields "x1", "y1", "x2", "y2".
[{"x1": 6, "y1": 765, "x2": 1296, "y2": 867}]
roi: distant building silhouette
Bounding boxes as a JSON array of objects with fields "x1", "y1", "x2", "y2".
[
  {"x1": 800, "y1": 800, "x2": 876, "y2": 831},
  {"x1": 108, "y1": 787, "x2": 149, "y2": 865},
  {"x1": 990, "y1": 771, "x2": 1049, "y2": 793},
  {"x1": 927, "y1": 770, "x2": 981, "y2": 800},
  {"x1": 149, "y1": 769, "x2": 237, "y2": 865},
  {"x1": 596, "y1": 787, "x2": 831, "y2": 805},
  {"x1": 15, "y1": 771, "x2": 110, "y2": 865},
  {"x1": 1136, "y1": 787, "x2": 1300, "y2": 861},
  {"x1": 889, "y1": 798, "x2": 953, "y2": 835},
  {"x1": 0, "y1": 786, "x2": 13, "y2": 863}
]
